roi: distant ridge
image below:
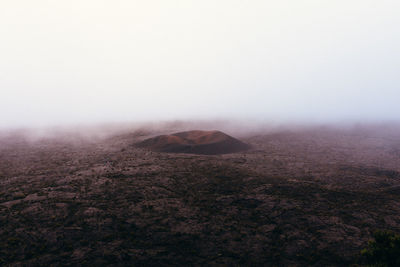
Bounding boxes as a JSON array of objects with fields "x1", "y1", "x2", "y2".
[{"x1": 136, "y1": 130, "x2": 251, "y2": 155}]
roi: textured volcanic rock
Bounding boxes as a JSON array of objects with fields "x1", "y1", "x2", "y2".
[{"x1": 136, "y1": 130, "x2": 251, "y2": 155}]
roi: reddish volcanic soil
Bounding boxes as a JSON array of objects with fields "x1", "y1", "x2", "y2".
[
  {"x1": 2, "y1": 123, "x2": 400, "y2": 266},
  {"x1": 136, "y1": 130, "x2": 251, "y2": 154}
]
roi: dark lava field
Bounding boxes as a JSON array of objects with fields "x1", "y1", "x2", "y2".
[{"x1": 1, "y1": 123, "x2": 400, "y2": 266}]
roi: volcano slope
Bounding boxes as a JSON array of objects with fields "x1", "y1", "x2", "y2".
[
  {"x1": 1, "y1": 124, "x2": 400, "y2": 266},
  {"x1": 136, "y1": 130, "x2": 251, "y2": 154}
]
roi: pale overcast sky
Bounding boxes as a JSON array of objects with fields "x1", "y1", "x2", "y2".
[{"x1": 1, "y1": 1, "x2": 399, "y2": 128}]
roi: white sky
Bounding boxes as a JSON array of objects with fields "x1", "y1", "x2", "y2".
[{"x1": 1, "y1": 0, "x2": 399, "y2": 128}]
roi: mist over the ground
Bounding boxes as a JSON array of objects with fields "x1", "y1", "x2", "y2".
[{"x1": 1, "y1": 1, "x2": 399, "y2": 128}]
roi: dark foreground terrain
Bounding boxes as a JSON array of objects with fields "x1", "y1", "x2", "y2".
[{"x1": 1, "y1": 123, "x2": 400, "y2": 266}]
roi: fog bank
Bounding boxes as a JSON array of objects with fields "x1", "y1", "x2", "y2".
[{"x1": 1, "y1": 1, "x2": 399, "y2": 128}]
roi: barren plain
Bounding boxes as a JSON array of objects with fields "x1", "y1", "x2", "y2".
[{"x1": 1, "y1": 123, "x2": 400, "y2": 266}]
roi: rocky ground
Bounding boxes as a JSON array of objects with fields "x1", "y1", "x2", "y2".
[{"x1": 1, "y1": 124, "x2": 400, "y2": 266}]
